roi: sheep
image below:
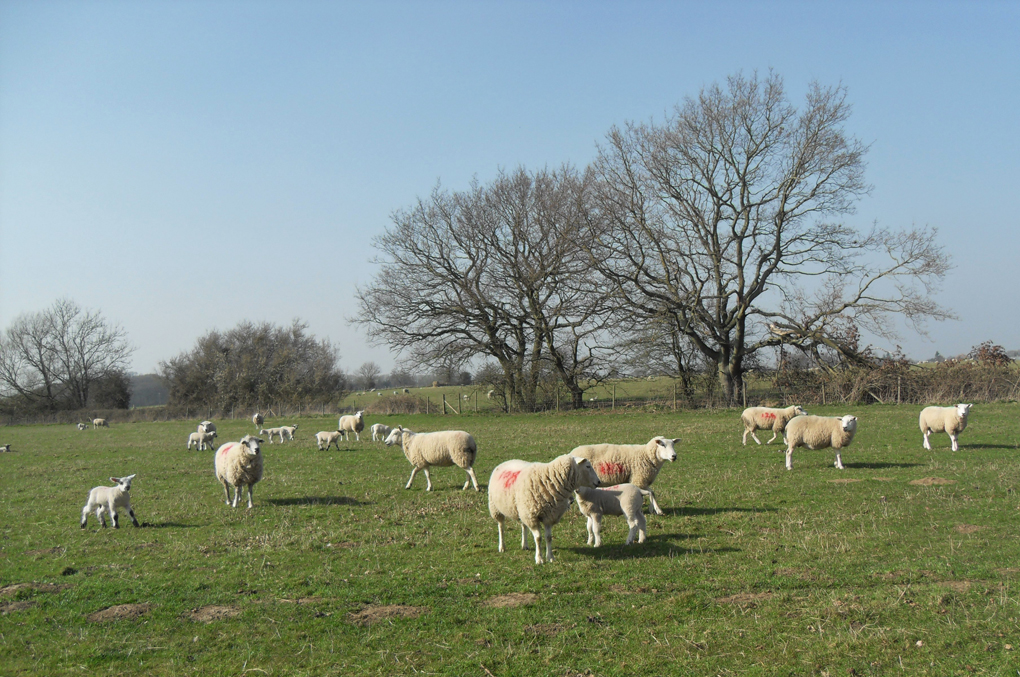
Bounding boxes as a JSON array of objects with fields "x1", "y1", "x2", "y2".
[
  {"x1": 252, "y1": 412, "x2": 264, "y2": 428},
  {"x1": 574, "y1": 484, "x2": 653, "y2": 547},
  {"x1": 259, "y1": 427, "x2": 285, "y2": 444},
  {"x1": 188, "y1": 430, "x2": 218, "y2": 451},
  {"x1": 740, "y1": 405, "x2": 808, "y2": 445},
  {"x1": 315, "y1": 430, "x2": 343, "y2": 451},
  {"x1": 371, "y1": 423, "x2": 392, "y2": 441},
  {"x1": 279, "y1": 424, "x2": 298, "y2": 441},
  {"x1": 488, "y1": 454, "x2": 601, "y2": 564},
  {"x1": 920, "y1": 403, "x2": 972, "y2": 452},
  {"x1": 80, "y1": 474, "x2": 139, "y2": 529},
  {"x1": 214, "y1": 434, "x2": 264, "y2": 508},
  {"x1": 339, "y1": 411, "x2": 365, "y2": 441},
  {"x1": 76, "y1": 422, "x2": 88, "y2": 431},
  {"x1": 0, "y1": 444, "x2": 10, "y2": 453},
  {"x1": 92, "y1": 418, "x2": 108, "y2": 429},
  {"x1": 383, "y1": 426, "x2": 480, "y2": 491},
  {"x1": 403, "y1": 388, "x2": 410, "y2": 394},
  {"x1": 198, "y1": 420, "x2": 217, "y2": 435},
  {"x1": 487, "y1": 390, "x2": 494, "y2": 400},
  {"x1": 568, "y1": 436, "x2": 679, "y2": 516},
  {"x1": 784, "y1": 414, "x2": 858, "y2": 470}
]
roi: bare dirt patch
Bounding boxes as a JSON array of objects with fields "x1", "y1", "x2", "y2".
[
  {"x1": 872, "y1": 477, "x2": 896, "y2": 481},
  {"x1": 827, "y1": 479, "x2": 862, "y2": 484},
  {"x1": 481, "y1": 592, "x2": 538, "y2": 608},
  {"x1": 25, "y1": 547, "x2": 65, "y2": 557},
  {"x1": 87, "y1": 603, "x2": 152, "y2": 623},
  {"x1": 187, "y1": 605, "x2": 241, "y2": 622},
  {"x1": 278, "y1": 597, "x2": 324, "y2": 605},
  {"x1": 347, "y1": 604, "x2": 428, "y2": 626},
  {"x1": 716, "y1": 592, "x2": 774, "y2": 607},
  {"x1": 955, "y1": 524, "x2": 984, "y2": 534},
  {"x1": 0, "y1": 583, "x2": 69, "y2": 598},
  {"x1": 909, "y1": 477, "x2": 957, "y2": 486},
  {"x1": 938, "y1": 581, "x2": 972, "y2": 593},
  {"x1": 1, "y1": 600, "x2": 36, "y2": 614}
]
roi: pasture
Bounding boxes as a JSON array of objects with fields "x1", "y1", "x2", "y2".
[{"x1": 2, "y1": 404, "x2": 1019, "y2": 675}]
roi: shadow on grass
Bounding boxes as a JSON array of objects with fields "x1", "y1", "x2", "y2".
[
  {"x1": 963, "y1": 444, "x2": 1018, "y2": 450},
  {"x1": 842, "y1": 462, "x2": 923, "y2": 469},
  {"x1": 665, "y1": 506, "x2": 777, "y2": 517},
  {"x1": 140, "y1": 522, "x2": 195, "y2": 529},
  {"x1": 565, "y1": 535, "x2": 741, "y2": 560},
  {"x1": 265, "y1": 496, "x2": 367, "y2": 507}
]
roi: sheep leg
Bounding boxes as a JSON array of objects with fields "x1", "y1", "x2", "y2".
[
  {"x1": 585, "y1": 515, "x2": 595, "y2": 545},
  {"x1": 834, "y1": 452, "x2": 844, "y2": 470},
  {"x1": 221, "y1": 479, "x2": 233, "y2": 505},
  {"x1": 766, "y1": 431, "x2": 778, "y2": 444},
  {"x1": 423, "y1": 469, "x2": 433, "y2": 491},
  {"x1": 950, "y1": 433, "x2": 959, "y2": 452},
  {"x1": 463, "y1": 467, "x2": 480, "y2": 491},
  {"x1": 231, "y1": 483, "x2": 242, "y2": 508},
  {"x1": 922, "y1": 429, "x2": 931, "y2": 450},
  {"x1": 520, "y1": 524, "x2": 528, "y2": 550},
  {"x1": 246, "y1": 484, "x2": 254, "y2": 509},
  {"x1": 96, "y1": 506, "x2": 107, "y2": 528},
  {"x1": 635, "y1": 513, "x2": 647, "y2": 544},
  {"x1": 750, "y1": 431, "x2": 762, "y2": 445},
  {"x1": 354, "y1": 432, "x2": 360, "y2": 441},
  {"x1": 543, "y1": 524, "x2": 554, "y2": 563},
  {"x1": 785, "y1": 449, "x2": 794, "y2": 470},
  {"x1": 591, "y1": 514, "x2": 603, "y2": 547},
  {"x1": 647, "y1": 490, "x2": 665, "y2": 516},
  {"x1": 742, "y1": 430, "x2": 749, "y2": 446},
  {"x1": 496, "y1": 516, "x2": 505, "y2": 552},
  {"x1": 80, "y1": 505, "x2": 90, "y2": 529},
  {"x1": 128, "y1": 506, "x2": 139, "y2": 527},
  {"x1": 405, "y1": 467, "x2": 420, "y2": 489}
]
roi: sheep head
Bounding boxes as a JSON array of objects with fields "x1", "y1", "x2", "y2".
[
  {"x1": 793, "y1": 406, "x2": 808, "y2": 416},
  {"x1": 653, "y1": 437, "x2": 679, "y2": 462},
  {"x1": 111, "y1": 474, "x2": 136, "y2": 491},
  {"x1": 840, "y1": 415, "x2": 858, "y2": 433},
  {"x1": 956, "y1": 403, "x2": 972, "y2": 419},
  {"x1": 572, "y1": 457, "x2": 601, "y2": 488}
]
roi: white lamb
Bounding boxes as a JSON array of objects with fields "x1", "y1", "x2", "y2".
[
  {"x1": 371, "y1": 423, "x2": 392, "y2": 441},
  {"x1": 214, "y1": 434, "x2": 264, "y2": 508},
  {"x1": 259, "y1": 427, "x2": 285, "y2": 444},
  {"x1": 198, "y1": 420, "x2": 217, "y2": 435},
  {"x1": 488, "y1": 454, "x2": 601, "y2": 564},
  {"x1": 574, "y1": 484, "x2": 652, "y2": 547},
  {"x1": 784, "y1": 414, "x2": 858, "y2": 470},
  {"x1": 252, "y1": 412, "x2": 264, "y2": 428},
  {"x1": 279, "y1": 424, "x2": 298, "y2": 441},
  {"x1": 315, "y1": 430, "x2": 343, "y2": 451},
  {"x1": 92, "y1": 418, "x2": 108, "y2": 429},
  {"x1": 919, "y1": 403, "x2": 972, "y2": 452},
  {"x1": 740, "y1": 405, "x2": 808, "y2": 445},
  {"x1": 568, "y1": 436, "x2": 679, "y2": 515},
  {"x1": 80, "y1": 474, "x2": 139, "y2": 529},
  {"x1": 384, "y1": 426, "x2": 480, "y2": 491},
  {"x1": 188, "y1": 430, "x2": 218, "y2": 451},
  {"x1": 339, "y1": 411, "x2": 365, "y2": 441}
]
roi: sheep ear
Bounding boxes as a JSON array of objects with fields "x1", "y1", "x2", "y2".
[
  {"x1": 256, "y1": 437, "x2": 264, "y2": 443},
  {"x1": 672, "y1": 438, "x2": 681, "y2": 445},
  {"x1": 655, "y1": 438, "x2": 665, "y2": 446},
  {"x1": 110, "y1": 477, "x2": 120, "y2": 483}
]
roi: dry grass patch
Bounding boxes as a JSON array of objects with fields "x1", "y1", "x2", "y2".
[
  {"x1": 524, "y1": 622, "x2": 573, "y2": 637},
  {"x1": 87, "y1": 603, "x2": 152, "y2": 623},
  {"x1": 187, "y1": 605, "x2": 241, "y2": 622},
  {"x1": 716, "y1": 592, "x2": 774, "y2": 607},
  {"x1": 909, "y1": 477, "x2": 957, "y2": 486},
  {"x1": 481, "y1": 592, "x2": 538, "y2": 608},
  {"x1": 1, "y1": 600, "x2": 36, "y2": 614},
  {"x1": 347, "y1": 604, "x2": 428, "y2": 626},
  {"x1": 827, "y1": 479, "x2": 861, "y2": 484},
  {"x1": 0, "y1": 582, "x2": 69, "y2": 597},
  {"x1": 955, "y1": 524, "x2": 984, "y2": 534}
]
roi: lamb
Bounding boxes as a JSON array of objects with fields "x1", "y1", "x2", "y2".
[
  {"x1": 568, "y1": 436, "x2": 679, "y2": 515},
  {"x1": 371, "y1": 423, "x2": 392, "y2": 441},
  {"x1": 488, "y1": 454, "x2": 601, "y2": 564},
  {"x1": 0, "y1": 444, "x2": 10, "y2": 452},
  {"x1": 80, "y1": 474, "x2": 139, "y2": 529},
  {"x1": 339, "y1": 411, "x2": 365, "y2": 441},
  {"x1": 77, "y1": 423, "x2": 88, "y2": 431},
  {"x1": 198, "y1": 421, "x2": 217, "y2": 435},
  {"x1": 214, "y1": 434, "x2": 264, "y2": 508},
  {"x1": 574, "y1": 484, "x2": 653, "y2": 547},
  {"x1": 279, "y1": 424, "x2": 298, "y2": 441},
  {"x1": 259, "y1": 427, "x2": 285, "y2": 444},
  {"x1": 315, "y1": 430, "x2": 343, "y2": 451},
  {"x1": 783, "y1": 414, "x2": 858, "y2": 470},
  {"x1": 740, "y1": 405, "x2": 808, "y2": 445},
  {"x1": 383, "y1": 426, "x2": 480, "y2": 491},
  {"x1": 252, "y1": 412, "x2": 264, "y2": 428},
  {"x1": 919, "y1": 403, "x2": 972, "y2": 452},
  {"x1": 92, "y1": 418, "x2": 108, "y2": 429},
  {"x1": 188, "y1": 430, "x2": 218, "y2": 451}
]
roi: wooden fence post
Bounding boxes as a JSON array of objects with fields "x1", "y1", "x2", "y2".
[
  {"x1": 442, "y1": 394, "x2": 447, "y2": 415},
  {"x1": 612, "y1": 385, "x2": 616, "y2": 411}
]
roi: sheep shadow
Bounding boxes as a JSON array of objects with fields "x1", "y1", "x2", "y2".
[
  {"x1": 963, "y1": 444, "x2": 1018, "y2": 450},
  {"x1": 565, "y1": 536, "x2": 741, "y2": 561},
  {"x1": 139, "y1": 521, "x2": 196, "y2": 529},
  {"x1": 842, "y1": 462, "x2": 923, "y2": 469},
  {"x1": 264, "y1": 496, "x2": 367, "y2": 507},
  {"x1": 663, "y1": 506, "x2": 777, "y2": 518}
]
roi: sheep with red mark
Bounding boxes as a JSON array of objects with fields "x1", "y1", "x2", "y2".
[
  {"x1": 740, "y1": 405, "x2": 807, "y2": 445},
  {"x1": 488, "y1": 455, "x2": 601, "y2": 564},
  {"x1": 384, "y1": 426, "x2": 479, "y2": 491},
  {"x1": 214, "y1": 434, "x2": 264, "y2": 508},
  {"x1": 569, "y1": 436, "x2": 679, "y2": 515}
]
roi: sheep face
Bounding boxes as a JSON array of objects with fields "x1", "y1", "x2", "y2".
[
  {"x1": 956, "y1": 403, "x2": 972, "y2": 419},
  {"x1": 654, "y1": 437, "x2": 679, "y2": 462},
  {"x1": 383, "y1": 426, "x2": 404, "y2": 447},
  {"x1": 840, "y1": 415, "x2": 858, "y2": 433},
  {"x1": 240, "y1": 436, "x2": 264, "y2": 456},
  {"x1": 112, "y1": 474, "x2": 136, "y2": 491},
  {"x1": 794, "y1": 406, "x2": 808, "y2": 417},
  {"x1": 574, "y1": 457, "x2": 601, "y2": 488}
]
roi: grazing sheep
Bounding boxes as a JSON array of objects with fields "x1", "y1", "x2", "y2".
[
  {"x1": 92, "y1": 418, "x2": 108, "y2": 429},
  {"x1": 339, "y1": 411, "x2": 365, "y2": 441},
  {"x1": 403, "y1": 388, "x2": 410, "y2": 394},
  {"x1": 252, "y1": 412, "x2": 264, "y2": 428},
  {"x1": 0, "y1": 444, "x2": 10, "y2": 452},
  {"x1": 315, "y1": 430, "x2": 343, "y2": 451},
  {"x1": 80, "y1": 474, "x2": 139, "y2": 529},
  {"x1": 488, "y1": 455, "x2": 601, "y2": 564},
  {"x1": 214, "y1": 435, "x2": 264, "y2": 508},
  {"x1": 279, "y1": 424, "x2": 298, "y2": 441},
  {"x1": 920, "y1": 404, "x2": 972, "y2": 452},
  {"x1": 487, "y1": 390, "x2": 494, "y2": 400},
  {"x1": 259, "y1": 427, "x2": 286, "y2": 444},
  {"x1": 574, "y1": 484, "x2": 652, "y2": 547},
  {"x1": 77, "y1": 422, "x2": 88, "y2": 431},
  {"x1": 784, "y1": 414, "x2": 858, "y2": 470},
  {"x1": 740, "y1": 405, "x2": 808, "y2": 445},
  {"x1": 198, "y1": 421, "x2": 217, "y2": 435},
  {"x1": 188, "y1": 430, "x2": 218, "y2": 451},
  {"x1": 371, "y1": 423, "x2": 392, "y2": 441},
  {"x1": 568, "y1": 436, "x2": 679, "y2": 515},
  {"x1": 384, "y1": 426, "x2": 479, "y2": 491}
]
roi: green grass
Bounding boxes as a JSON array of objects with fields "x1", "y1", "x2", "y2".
[{"x1": 2, "y1": 405, "x2": 1020, "y2": 675}]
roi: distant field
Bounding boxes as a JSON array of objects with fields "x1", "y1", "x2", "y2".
[{"x1": 2, "y1": 404, "x2": 1019, "y2": 675}]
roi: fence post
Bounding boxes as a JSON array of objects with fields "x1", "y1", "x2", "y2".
[
  {"x1": 612, "y1": 385, "x2": 616, "y2": 411},
  {"x1": 426, "y1": 397, "x2": 430, "y2": 415},
  {"x1": 742, "y1": 377, "x2": 747, "y2": 408},
  {"x1": 556, "y1": 388, "x2": 559, "y2": 412},
  {"x1": 442, "y1": 394, "x2": 447, "y2": 415},
  {"x1": 822, "y1": 383, "x2": 826, "y2": 406},
  {"x1": 673, "y1": 382, "x2": 677, "y2": 412},
  {"x1": 897, "y1": 377, "x2": 901, "y2": 405}
]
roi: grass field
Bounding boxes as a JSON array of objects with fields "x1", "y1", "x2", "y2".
[{"x1": 2, "y1": 404, "x2": 1020, "y2": 676}]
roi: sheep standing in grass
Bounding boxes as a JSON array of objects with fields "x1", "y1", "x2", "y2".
[
  {"x1": 568, "y1": 437, "x2": 679, "y2": 515},
  {"x1": 740, "y1": 405, "x2": 807, "y2": 445},
  {"x1": 371, "y1": 423, "x2": 392, "y2": 441},
  {"x1": 339, "y1": 411, "x2": 365, "y2": 441},
  {"x1": 384, "y1": 426, "x2": 480, "y2": 491},
  {"x1": 0, "y1": 444, "x2": 10, "y2": 453},
  {"x1": 315, "y1": 430, "x2": 343, "y2": 451},
  {"x1": 188, "y1": 430, "x2": 218, "y2": 451},
  {"x1": 199, "y1": 421, "x2": 217, "y2": 435},
  {"x1": 92, "y1": 418, "x2": 108, "y2": 429},
  {"x1": 920, "y1": 404, "x2": 972, "y2": 452},
  {"x1": 574, "y1": 484, "x2": 652, "y2": 547},
  {"x1": 214, "y1": 435, "x2": 264, "y2": 508},
  {"x1": 784, "y1": 415, "x2": 858, "y2": 470},
  {"x1": 488, "y1": 455, "x2": 601, "y2": 564},
  {"x1": 259, "y1": 427, "x2": 286, "y2": 444},
  {"x1": 278, "y1": 424, "x2": 298, "y2": 441},
  {"x1": 252, "y1": 412, "x2": 264, "y2": 428},
  {"x1": 80, "y1": 474, "x2": 139, "y2": 529}
]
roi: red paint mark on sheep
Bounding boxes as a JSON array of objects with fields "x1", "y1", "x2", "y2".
[
  {"x1": 597, "y1": 462, "x2": 627, "y2": 477},
  {"x1": 762, "y1": 412, "x2": 776, "y2": 420},
  {"x1": 500, "y1": 470, "x2": 521, "y2": 489},
  {"x1": 220, "y1": 444, "x2": 235, "y2": 456}
]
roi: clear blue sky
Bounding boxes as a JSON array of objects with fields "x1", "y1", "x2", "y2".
[{"x1": 1, "y1": 0, "x2": 1017, "y2": 374}]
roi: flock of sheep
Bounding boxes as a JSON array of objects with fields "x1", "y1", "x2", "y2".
[{"x1": 74, "y1": 402, "x2": 974, "y2": 565}]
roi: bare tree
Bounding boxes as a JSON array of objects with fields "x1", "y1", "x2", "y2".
[
  {"x1": 589, "y1": 71, "x2": 953, "y2": 402},
  {"x1": 355, "y1": 166, "x2": 611, "y2": 410},
  {"x1": 357, "y1": 361, "x2": 382, "y2": 390},
  {"x1": 0, "y1": 299, "x2": 134, "y2": 410}
]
